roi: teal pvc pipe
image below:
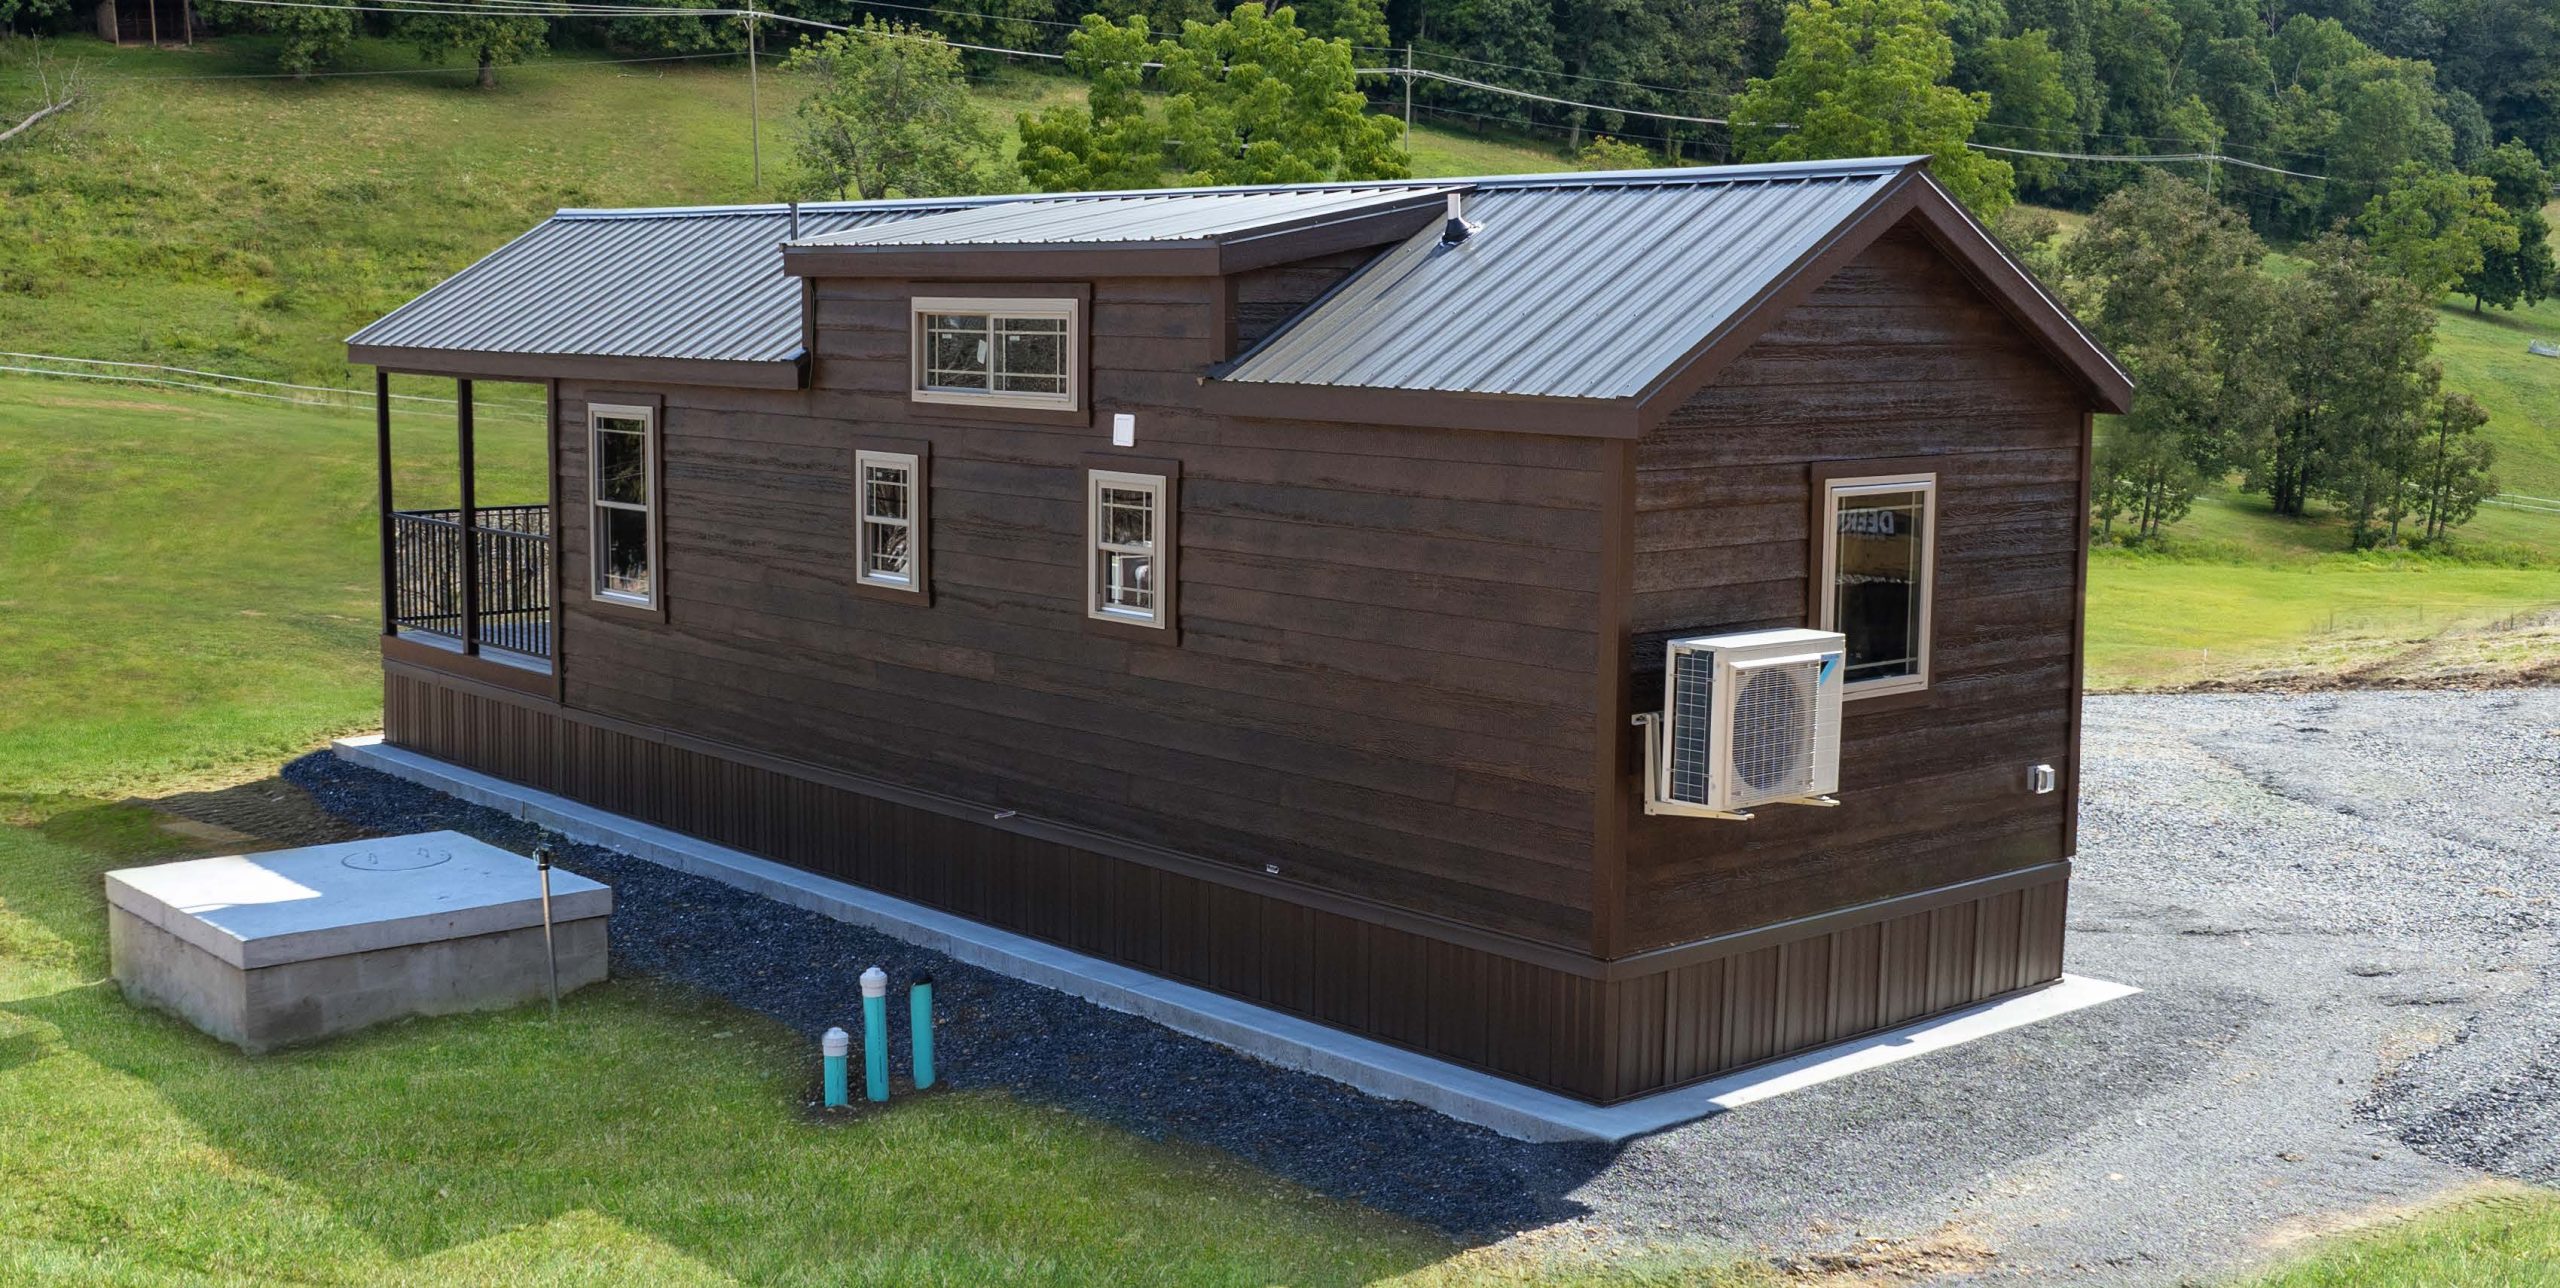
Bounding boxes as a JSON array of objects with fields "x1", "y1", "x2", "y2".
[
  {"x1": 910, "y1": 976, "x2": 935, "y2": 1090},
  {"x1": 861, "y1": 966, "x2": 889, "y2": 1103},
  {"x1": 821, "y1": 1027, "x2": 849, "y2": 1108}
]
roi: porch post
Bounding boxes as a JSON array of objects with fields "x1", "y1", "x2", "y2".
[
  {"x1": 377, "y1": 368, "x2": 395, "y2": 636},
  {"x1": 457, "y1": 378, "x2": 479, "y2": 654}
]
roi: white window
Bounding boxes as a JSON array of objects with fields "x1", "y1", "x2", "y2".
[
  {"x1": 589, "y1": 403, "x2": 658, "y2": 609},
  {"x1": 1818, "y1": 473, "x2": 1936, "y2": 698},
  {"x1": 855, "y1": 450, "x2": 923, "y2": 592},
  {"x1": 912, "y1": 297, "x2": 1079, "y2": 411},
  {"x1": 1088, "y1": 469, "x2": 1168, "y2": 628}
]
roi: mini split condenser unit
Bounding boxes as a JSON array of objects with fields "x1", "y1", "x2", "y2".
[{"x1": 1633, "y1": 627, "x2": 1846, "y2": 820}]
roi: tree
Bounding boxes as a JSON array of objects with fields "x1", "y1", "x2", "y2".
[
  {"x1": 1730, "y1": 0, "x2": 2016, "y2": 218},
  {"x1": 202, "y1": 0, "x2": 354, "y2": 77},
  {"x1": 2256, "y1": 235, "x2": 2439, "y2": 538},
  {"x1": 403, "y1": 1, "x2": 548, "y2": 89},
  {"x1": 1971, "y1": 29, "x2": 2078, "y2": 197},
  {"x1": 1017, "y1": 15, "x2": 1167, "y2": 192},
  {"x1": 1157, "y1": 4, "x2": 1408, "y2": 184},
  {"x1": 2058, "y1": 173, "x2": 2276, "y2": 538},
  {"x1": 784, "y1": 21, "x2": 1005, "y2": 201},
  {"x1": 2356, "y1": 160, "x2": 2521, "y2": 299},
  {"x1": 1573, "y1": 135, "x2": 1654, "y2": 169},
  {"x1": 1288, "y1": 0, "x2": 1390, "y2": 53},
  {"x1": 2460, "y1": 140, "x2": 2556, "y2": 312},
  {"x1": 2410, "y1": 390, "x2": 2495, "y2": 543}
]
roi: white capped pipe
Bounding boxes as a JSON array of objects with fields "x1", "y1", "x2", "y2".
[
  {"x1": 821, "y1": 1026, "x2": 849, "y2": 1058},
  {"x1": 860, "y1": 966, "x2": 889, "y2": 998}
]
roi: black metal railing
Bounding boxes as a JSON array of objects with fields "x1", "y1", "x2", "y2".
[{"x1": 391, "y1": 504, "x2": 551, "y2": 660}]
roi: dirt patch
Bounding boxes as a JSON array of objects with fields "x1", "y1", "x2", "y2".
[
  {"x1": 2159, "y1": 607, "x2": 2560, "y2": 694},
  {"x1": 1776, "y1": 1225, "x2": 2002, "y2": 1285},
  {"x1": 135, "y1": 776, "x2": 372, "y2": 853}
]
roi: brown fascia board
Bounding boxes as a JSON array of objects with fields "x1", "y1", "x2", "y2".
[
  {"x1": 1193, "y1": 376, "x2": 1644, "y2": 438},
  {"x1": 1624, "y1": 167, "x2": 2134, "y2": 430},
  {"x1": 351, "y1": 344, "x2": 807, "y2": 390},
  {"x1": 779, "y1": 196, "x2": 1448, "y2": 281}
]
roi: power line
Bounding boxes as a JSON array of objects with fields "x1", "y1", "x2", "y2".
[{"x1": 1965, "y1": 141, "x2": 2334, "y2": 183}]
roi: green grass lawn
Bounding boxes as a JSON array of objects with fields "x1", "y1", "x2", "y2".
[
  {"x1": 0, "y1": 373, "x2": 1481, "y2": 1284},
  {"x1": 2238, "y1": 1186, "x2": 2560, "y2": 1288}
]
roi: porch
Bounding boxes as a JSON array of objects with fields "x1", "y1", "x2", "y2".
[{"x1": 376, "y1": 372, "x2": 556, "y2": 689}]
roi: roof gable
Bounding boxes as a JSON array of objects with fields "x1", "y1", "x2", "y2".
[{"x1": 1213, "y1": 164, "x2": 2132, "y2": 432}]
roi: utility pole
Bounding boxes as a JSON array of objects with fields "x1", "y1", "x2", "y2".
[
  {"x1": 746, "y1": 0, "x2": 762, "y2": 192},
  {"x1": 1402, "y1": 44, "x2": 1413, "y2": 156}
]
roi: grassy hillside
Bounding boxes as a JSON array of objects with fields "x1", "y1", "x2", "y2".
[{"x1": 0, "y1": 37, "x2": 1567, "y2": 388}]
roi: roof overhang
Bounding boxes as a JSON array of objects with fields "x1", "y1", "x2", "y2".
[
  {"x1": 781, "y1": 191, "x2": 1452, "y2": 280},
  {"x1": 350, "y1": 343, "x2": 808, "y2": 390}
]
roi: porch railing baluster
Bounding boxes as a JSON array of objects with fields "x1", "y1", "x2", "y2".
[{"x1": 388, "y1": 503, "x2": 551, "y2": 665}]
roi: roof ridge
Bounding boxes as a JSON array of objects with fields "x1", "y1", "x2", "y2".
[{"x1": 550, "y1": 157, "x2": 1930, "y2": 222}]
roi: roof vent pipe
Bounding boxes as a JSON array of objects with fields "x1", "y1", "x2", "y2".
[
  {"x1": 788, "y1": 200, "x2": 801, "y2": 241},
  {"x1": 1439, "y1": 191, "x2": 1476, "y2": 246}
]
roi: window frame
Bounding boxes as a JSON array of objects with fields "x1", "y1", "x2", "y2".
[
  {"x1": 1085, "y1": 464, "x2": 1176, "y2": 636},
  {"x1": 1813, "y1": 467, "x2": 1938, "y2": 702},
  {"x1": 852, "y1": 444, "x2": 929, "y2": 602},
  {"x1": 586, "y1": 399, "x2": 665, "y2": 617},
  {"x1": 911, "y1": 295, "x2": 1083, "y2": 413}
]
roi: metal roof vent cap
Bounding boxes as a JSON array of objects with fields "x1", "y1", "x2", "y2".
[{"x1": 1439, "y1": 192, "x2": 1480, "y2": 247}]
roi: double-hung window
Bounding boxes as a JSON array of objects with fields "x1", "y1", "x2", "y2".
[
  {"x1": 589, "y1": 403, "x2": 659, "y2": 610},
  {"x1": 913, "y1": 297, "x2": 1079, "y2": 411},
  {"x1": 1087, "y1": 469, "x2": 1169, "y2": 629},
  {"x1": 855, "y1": 448, "x2": 925, "y2": 594},
  {"x1": 1818, "y1": 472, "x2": 1936, "y2": 698}
]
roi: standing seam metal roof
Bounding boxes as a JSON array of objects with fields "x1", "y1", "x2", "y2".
[
  {"x1": 789, "y1": 186, "x2": 1454, "y2": 248},
  {"x1": 1219, "y1": 166, "x2": 1912, "y2": 399},
  {"x1": 348, "y1": 203, "x2": 972, "y2": 365},
  {"x1": 348, "y1": 158, "x2": 1931, "y2": 380}
]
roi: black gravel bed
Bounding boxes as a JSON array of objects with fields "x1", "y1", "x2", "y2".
[{"x1": 283, "y1": 750, "x2": 1611, "y2": 1239}]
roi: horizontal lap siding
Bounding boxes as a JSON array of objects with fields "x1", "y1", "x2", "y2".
[
  {"x1": 382, "y1": 665, "x2": 1615, "y2": 1098},
  {"x1": 556, "y1": 273, "x2": 1606, "y2": 951},
  {"x1": 1618, "y1": 223, "x2": 2085, "y2": 953}
]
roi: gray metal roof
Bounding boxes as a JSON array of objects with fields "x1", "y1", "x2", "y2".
[
  {"x1": 1220, "y1": 160, "x2": 1917, "y2": 399},
  {"x1": 349, "y1": 158, "x2": 1974, "y2": 391},
  {"x1": 348, "y1": 201, "x2": 972, "y2": 366},
  {"x1": 790, "y1": 186, "x2": 1454, "y2": 249}
]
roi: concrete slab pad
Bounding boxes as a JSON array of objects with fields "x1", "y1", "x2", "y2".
[
  {"x1": 105, "y1": 832, "x2": 610, "y2": 969},
  {"x1": 334, "y1": 734, "x2": 2137, "y2": 1143}
]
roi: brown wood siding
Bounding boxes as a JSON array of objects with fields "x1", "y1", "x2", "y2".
[
  {"x1": 1616, "y1": 222, "x2": 2087, "y2": 953},
  {"x1": 555, "y1": 272, "x2": 1609, "y2": 950},
  {"x1": 385, "y1": 662, "x2": 2066, "y2": 1103},
  {"x1": 1227, "y1": 248, "x2": 1376, "y2": 352}
]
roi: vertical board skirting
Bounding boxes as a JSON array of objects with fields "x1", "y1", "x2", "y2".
[{"x1": 384, "y1": 663, "x2": 2065, "y2": 1104}]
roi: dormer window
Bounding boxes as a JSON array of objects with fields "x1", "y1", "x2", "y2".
[{"x1": 912, "y1": 297, "x2": 1080, "y2": 411}]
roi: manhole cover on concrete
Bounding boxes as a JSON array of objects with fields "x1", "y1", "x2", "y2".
[{"x1": 341, "y1": 845, "x2": 455, "y2": 872}]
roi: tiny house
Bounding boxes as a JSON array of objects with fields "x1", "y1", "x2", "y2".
[{"x1": 349, "y1": 157, "x2": 2130, "y2": 1105}]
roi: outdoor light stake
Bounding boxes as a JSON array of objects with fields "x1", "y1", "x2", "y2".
[
  {"x1": 909, "y1": 975, "x2": 935, "y2": 1090},
  {"x1": 533, "y1": 843, "x2": 559, "y2": 1022},
  {"x1": 860, "y1": 967, "x2": 890, "y2": 1103}
]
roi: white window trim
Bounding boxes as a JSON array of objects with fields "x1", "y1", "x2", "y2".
[
  {"x1": 854, "y1": 449, "x2": 923, "y2": 593},
  {"x1": 1087, "y1": 469, "x2": 1168, "y2": 629},
  {"x1": 911, "y1": 296, "x2": 1081, "y2": 412},
  {"x1": 588, "y1": 402, "x2": 659, "y2": 610},
  {"x1": 1817, "y1": 471, "x2": 1937, "y2": 699}
]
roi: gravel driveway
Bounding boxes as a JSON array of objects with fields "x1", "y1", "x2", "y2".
[{"x1": 285, "y1": 690, "x2": 2559, "y2": 1284}]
